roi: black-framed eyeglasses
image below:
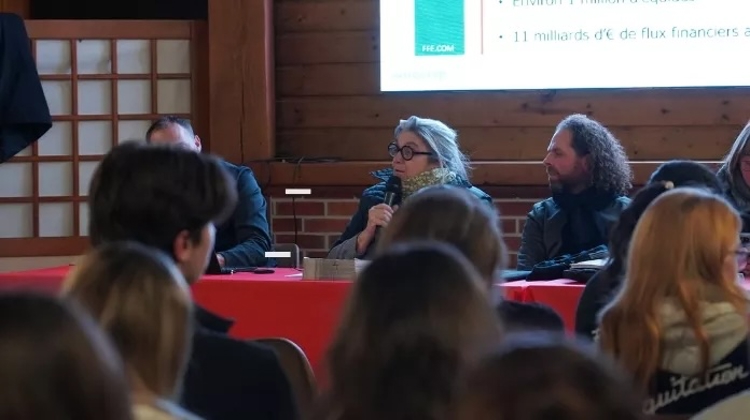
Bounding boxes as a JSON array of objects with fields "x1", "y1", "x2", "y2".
[{"x1": 388, "y1": 142, "x2": 433, "y2": 161}]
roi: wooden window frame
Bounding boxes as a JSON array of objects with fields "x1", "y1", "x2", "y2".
[{"x1": 0, "y1": 20, "x2": 207, "y2": 257}]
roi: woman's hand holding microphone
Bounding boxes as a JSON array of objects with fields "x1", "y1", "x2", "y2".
[{"x1": 356, "y1": 203, "x2": 397, "y2": 254}]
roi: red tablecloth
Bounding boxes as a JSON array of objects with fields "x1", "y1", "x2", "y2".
[
  {"x1": 0, "y1": 266, "x2": 349, "y2": 374},
  {"x1": 0, "y1": 266, "x2": 583, "y2": 374},
  {"x1": 501, "y1": 279, "x2": 582, "y2": 330}
]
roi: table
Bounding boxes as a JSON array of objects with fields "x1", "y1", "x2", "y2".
[
  {"x1": 0, "y1": 265, "x2": 585, "y2": 374},
  {"x1": 501, "y1": 279, "x2": 583, "y2": 330},
  {"x1": 0, "y1": 265, "x2": 350, "y2": 373}
]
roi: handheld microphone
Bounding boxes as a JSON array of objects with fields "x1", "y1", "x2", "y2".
[
  {"x1": 377, "y1": 176, "x2": 402, "y2": 234},
  {"x1": 383, "y1": 176, "x2": 402, "y2": 207}
]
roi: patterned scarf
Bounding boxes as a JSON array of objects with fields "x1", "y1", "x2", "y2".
[{"x1": 401, "y1": 167, "x2": 460, "y2": 198}]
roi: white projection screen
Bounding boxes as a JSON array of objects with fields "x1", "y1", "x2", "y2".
[{"x1": 379, "y1": 0, "x2": 750, "y2": 92}]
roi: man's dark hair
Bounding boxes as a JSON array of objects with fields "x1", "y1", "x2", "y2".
[
  {"x1": 496, "y1": 300, "x2": 565, "y2": 333},
  {"x1": 88, "y1": 140, "x2": 237, "y2": 257},
  {"x1": 145, "y1": 116, "x2": 195, "y2": 141},
  {"x1": 556, "y1": 114, "x2": 632, "y2": 195}
]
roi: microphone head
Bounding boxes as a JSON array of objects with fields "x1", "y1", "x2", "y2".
[
  {"x1": 383, "y1": 176, "x2": 402, "y2": 206},
  {"x1": 385, "y1": 175, "x2": 402, "y2": 193}
]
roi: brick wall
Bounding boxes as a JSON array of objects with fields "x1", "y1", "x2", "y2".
[{"x1": 269, "y1": 191, "x2": 545, "y2": 266}]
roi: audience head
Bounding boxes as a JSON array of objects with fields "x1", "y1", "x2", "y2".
[
  {"x1": 0, "y1": 292, "x2": 132, "y2": 420},
  {"x1": 648, "y1": 159, "x2": 722, "y2": 193},
  {"x1": 459, "y1": 333, "x2": 641, "y2": 420},
  {"x1": 391, "y1": 116, "x2": 470, "y2": 180},
  {"x1": 62, "y1": 241, "x2": 194, "y2": 400},
  {"x1": 88, "y1": 141, "x2": 237, "y2": 282},
  {"x1": 496, "y1": 301, "x2": 565, "y2": 333},
  {"x1": 720, "y1": 121, "x2": 750, "y2": 189},
  {"x1": 146, "y1": 116, "x2": 201, "y2": 151},
  {"x1": 376, "y1": 185, "x2": 507, "y2": 287},
  {"x1": 543, "y1": 114, "x2": 632, "y2": 195},
  {"x1": 324, "y1": 242, "x2": 501, "y2": 420},
  {"x1": 599, "y1": 187, "x2": 746, "y2": 387},
  {"x1": 604, "y1": 160, "x2": 723, "y2": 281}
]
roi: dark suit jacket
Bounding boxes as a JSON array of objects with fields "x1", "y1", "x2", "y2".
[
  {"x1": 181, "y1": 306, "x2": 299, "y2": 420},
  {"x1": 214, "y1": 161, "x2": 273, "y2": 268},
  {"x1": 0, "y1": 13, "x2": 52, "y2": 163}
]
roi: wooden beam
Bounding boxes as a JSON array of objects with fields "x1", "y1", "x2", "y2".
[
  {"x1": 208, "y1": 0, "x2": 275, "y2": 163},
  {"x1": 248, "y1": 161, "x2": 723, "y2": 188},
  {"x1": 0, "y1": 237, "x2": 89, "y2": 258},
  {"x1": 276, "y1": 126, "x2": 740, "y2": 161},
  {"x1": 0, "y1": 0, "x2": 29, "y2": 17},
  {"x1": 190, "y1": 22, "x2": 210, "y2": 151}
]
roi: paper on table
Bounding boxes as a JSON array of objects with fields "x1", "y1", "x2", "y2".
[{"x1": 569, "y1": 258, "x2": 607, "y2": 270}]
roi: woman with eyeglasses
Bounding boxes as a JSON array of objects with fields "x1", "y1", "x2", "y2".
[
  {"x1": 327, "y1": 116, "x2": 492, "y2": 259},
  {"x1": 597, "y1": 187, "x2": 750, "y2": 417},
  {"x1": 717, "y1": 122, "x2": 750, "y2": 233}
]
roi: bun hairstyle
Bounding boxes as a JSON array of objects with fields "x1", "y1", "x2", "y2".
[
  {"x1": 602, "y1": 161, "x2": 723, "y2": 284},
  {"x1": 602, "y1": 181, "x2": 677, "y2": 283}
]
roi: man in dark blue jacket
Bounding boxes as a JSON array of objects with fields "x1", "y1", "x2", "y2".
[{"x1": 146, "y1": 116, "x2": 272, "y2": 269}]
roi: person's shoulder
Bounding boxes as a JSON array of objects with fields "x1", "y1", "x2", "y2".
[
  {"x1": 193, "y1": 328, "x2": 277, "y2": 365},
  {"x1": 219, "y1": 160, "x2": 262, "y2": 191},
  {"x1": 529, "y1": 197, "x2": 556, "y2": 213},
  {"x1": 218, "y1": 159, "x2": 240, "y2": 172},
  {"x1": 693, "y1": 390, "x2": 750, "y2": 420},
  {"x1": 361, "y1": 168, "x2": 391, "y2": 200},
  {"x1": 362, "y1": 182, "x2": 387, "y2": 197},
  {"x1": 497, "y1": 300, "x2": 565, "y2": 332},
  {"x1": 464, "y1": 185, "x2": 493, "y2": 203},
  {"x1": 218, "y1": 159, "x2": 258, "y2": 178},
  {"x1": 584, "y1": 269, "x2": 622, "y2": 294}
]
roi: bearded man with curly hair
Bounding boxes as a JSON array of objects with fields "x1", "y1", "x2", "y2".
[{"x1": 517, "y1": 114, "x2": 633, "y2": 270}]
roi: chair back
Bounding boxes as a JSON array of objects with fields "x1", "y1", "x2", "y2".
[
  {"x1": 256, "y1": 337, "x2": 317, "y2": 416},
  {"x1": 273, "y1": 243, "x2": 301, "y2": 268}
]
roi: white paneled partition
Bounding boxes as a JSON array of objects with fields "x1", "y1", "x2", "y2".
[{"x1": 0, "y1": 21, "x2": 205, "y2": 259}]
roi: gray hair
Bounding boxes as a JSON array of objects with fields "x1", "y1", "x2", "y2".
[{"x1": 394, "y1": 116, "x2": 471, "y2": 180}]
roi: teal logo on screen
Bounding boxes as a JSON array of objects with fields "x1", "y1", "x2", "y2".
[{"x1": 414, "y1": 0, "x2": 465, "y2": 56}]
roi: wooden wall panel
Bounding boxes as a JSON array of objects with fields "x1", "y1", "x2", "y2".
[
  {"x1": 273, "y1": 0, "x2": 749, "y2": 175},
  {"x1": 276, "y1": 126, "x2": 737, "y2": 162},
  {"x1": 209, "y1": 0, "x2": 275, "y2": 162},
  {"x1": 0, "y1": 0, "x2": 29, "y2": 16},
  {"x1": 277, "y1": 93, "x2": 750, "y2": 128},
  {"x1": 275, "y1": 0, "x2": 377, "y2": 33}
]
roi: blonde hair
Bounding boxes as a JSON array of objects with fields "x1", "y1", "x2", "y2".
[
  {"x1": 598, "y1": 187, "x2": 746, "y2": 388},
  {"x1": 62, "y1": 241, "x2": 193, "y2": 399}
]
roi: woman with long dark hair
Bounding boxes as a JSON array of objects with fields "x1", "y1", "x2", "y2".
[{"x1": 317, "y1": 242, "x2": 501, "y2": 420}]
